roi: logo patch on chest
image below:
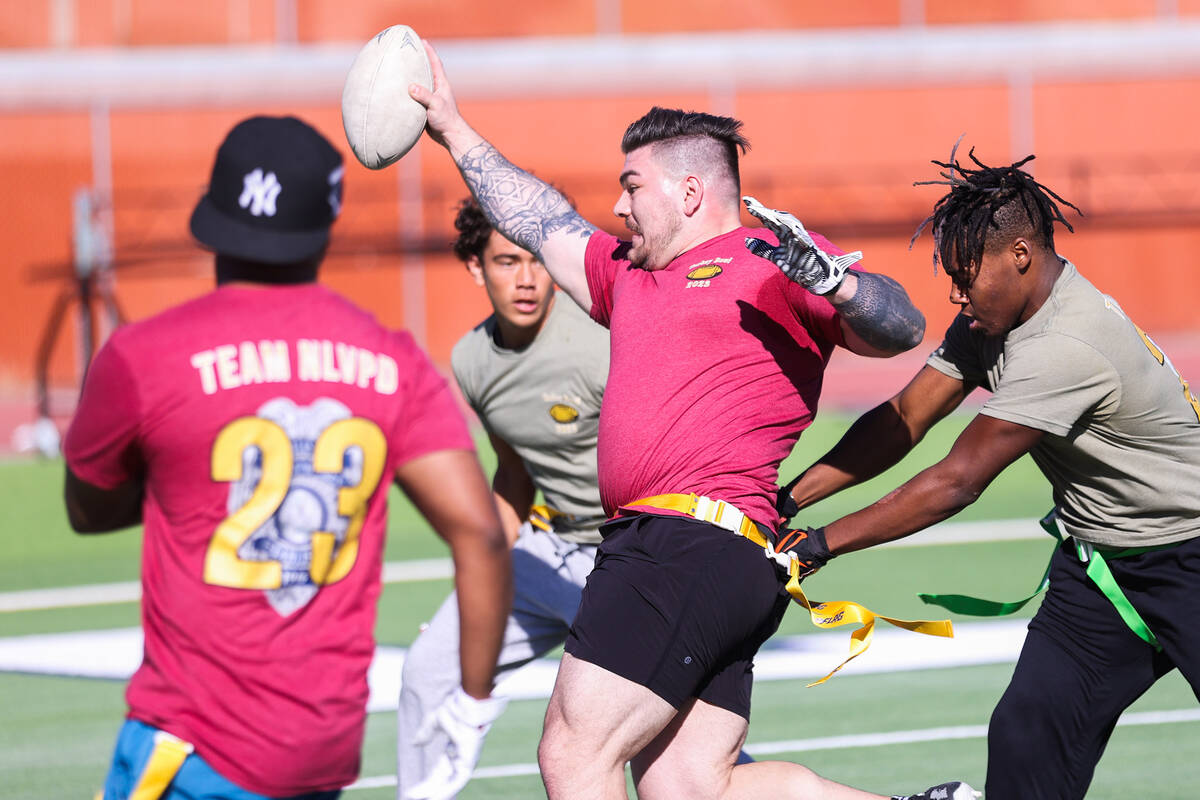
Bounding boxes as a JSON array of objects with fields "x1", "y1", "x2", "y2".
[
  {"x1": 686, "y1": 265, "x2": 723, "y2": 280},
  {"x1": 548, "y1": 403, "x2": 580, "y2": 423},
  {"x1": 685, "y1": 258, "x2": 729, "y2": 288}
]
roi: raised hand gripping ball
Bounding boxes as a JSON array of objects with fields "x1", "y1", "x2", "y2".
[{"x1": 341, "y1": 25, "x2": 432, "y2": 170}]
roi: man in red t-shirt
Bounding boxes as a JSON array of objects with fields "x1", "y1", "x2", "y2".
[
  {"x1": 408, "y1": 46, "x2": 977, "y2": 800},
  {"x1": 63, "y1": 116, "x2": 512, "y2": 800}
]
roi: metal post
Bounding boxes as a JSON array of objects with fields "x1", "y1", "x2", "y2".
[
  {"x1": 89, "y1": 102, "x2": 116, "y2": 339},
  {"x1": 50, "y1": 0, "x2": 75, "y2": 47},
  {"x1": 399, "y1": 144, "x2": 427, "y2": 348},
  {"x1": 595, "y1": 0, "x2": 621, "y2": 34},
  {"x1": 275, "y1": 0, "x2": 297, "y2": 44},
  {"x1": 1008, "y1": 68, "x2": 1035, "y2": 169},
  {"x1": 899, "y1": 0, "x2": 926, "y2": 27}
]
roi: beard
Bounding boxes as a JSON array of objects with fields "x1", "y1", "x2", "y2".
[
  {"x1": 626, "y1": 208, "x2": 682, "y2": 270},
  {"x1": 628, "y1": 236, "x2": 649, "y2": 268}
]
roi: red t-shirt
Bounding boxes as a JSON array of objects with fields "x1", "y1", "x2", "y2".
[
  {"x1": 63, "y1": 283, "x2": 473, "y2": 796},
  {"x1": 585, "y1": 226, "x2": 846, "y2": 528}
]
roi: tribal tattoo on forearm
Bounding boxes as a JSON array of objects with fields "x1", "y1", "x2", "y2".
[
  {"x1": 834, "y1": 271, "x2": 926, "y2": 353},
  {"x1": 457, "y1": 143, "x2": 595, "y2": 256}
]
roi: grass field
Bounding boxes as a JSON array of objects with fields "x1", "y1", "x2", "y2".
[{"x1": 2, "y1": 411, "x2": 1197, "y2": 799}]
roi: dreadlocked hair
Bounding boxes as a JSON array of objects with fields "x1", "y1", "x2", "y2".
[{"x1": 911, "y1": 141, "x2": 1082, "y2": 290}]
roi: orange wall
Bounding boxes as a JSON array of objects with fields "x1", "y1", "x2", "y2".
[
  {"x1": 4, "y1": 74, "x2": 1200, "y2": 399},
  {"x1": 619, "y1": 1, "x2": 901, "y2": 32},
  {"x1": 298, "y1": 0, "x2": 599, "y2": 42},
  {"x1": 3, "y1": 1, "x2": 1197, "y2": 47},
  {"x1": 925, "y1": 0, "x2": 1157, "y2": 23},
  {"x1": 0, "y1": 112, "x2": 93, "y2": 391}
]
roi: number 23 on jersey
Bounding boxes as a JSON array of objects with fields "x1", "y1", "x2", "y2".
[{"x1": 204, "y1": 412, "x2": 386, "y2": 591}]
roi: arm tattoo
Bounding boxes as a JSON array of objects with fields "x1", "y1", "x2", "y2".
[
  {"x1": 458, "y1": 142, "x2": 595, "y2": 257},
  {"x1": 834, "y1": 271, "x2": 926, "y2": 353}
]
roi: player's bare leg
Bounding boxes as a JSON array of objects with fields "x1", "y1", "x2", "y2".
[
  {"x1": 538, "y1": 653, "x2": 677, "y2": 799},
  {"x1": 538, "y1": 655, "x2": 968, "y2": 800},
  {"x1": 631, "y1": 697, "x2": 887, "y2": 800}
]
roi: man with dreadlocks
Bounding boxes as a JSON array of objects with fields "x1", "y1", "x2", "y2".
[{"x1": 776, "y1": 144, "x2": 1200, "y2": 798}]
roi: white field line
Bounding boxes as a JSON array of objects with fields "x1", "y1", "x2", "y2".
[
  {"x1": 344, "y1": 707, "x2": 1200, "y2": 790},
  {"x1": 0, "y1": 619, "x2": 1034, "y2": 707},
  {"x1": 0, "y1": 520, "x2": 1043, "y2": 613},
  {"x1": 0, "y1": 558, "x2": 454, "y2": 612}
]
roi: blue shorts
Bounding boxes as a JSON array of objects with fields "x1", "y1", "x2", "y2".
[{"x1": 102, "y1": 719, "x2": 341, "y2": 800}]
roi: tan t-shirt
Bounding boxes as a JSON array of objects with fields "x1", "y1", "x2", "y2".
[
  {"x1": 927, "y1": 260, "x2": 1200, "y2": 547},
  {"x1": 452, "y1": 295, "x2": 609, "y2": 544}
]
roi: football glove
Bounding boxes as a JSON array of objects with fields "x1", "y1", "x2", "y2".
[
  {"x1": 773, "y1": 526, "x2": 833, "y2": 581},
  {"x1": 892, "y1": 780, "x2": 981, "y2": 800},
  {"x1": 404, "y1": 687, "x2": 509, "y2": 800},
  {"x1": 743, "y1": 195, "x2": 862, "y2": 295},
  {"x1": 775, "y1": 482, "x2": 800, "y2": 524}
]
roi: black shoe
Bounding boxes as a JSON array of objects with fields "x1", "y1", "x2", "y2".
[{"x1": 892, "y1": 781, "x2": 981, "y2": 800}]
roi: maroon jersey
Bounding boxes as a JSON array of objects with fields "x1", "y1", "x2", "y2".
[
  {"x1": 64, "y1": 283, "x2": 473, "y2": 796},
  {"x1": 584, "y1": 227, "x2": 846, "y2": 528}
]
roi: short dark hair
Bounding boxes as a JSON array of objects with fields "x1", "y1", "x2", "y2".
[
  {"x1": 912, "y1": 141, "x2": 1082, "y2": 290},
  {"x1": 621, "y1": 107, "x2": 749, "y2": 184},
  {"x1": 451, "y1": 197, "x2": 493, "y2": 263}
]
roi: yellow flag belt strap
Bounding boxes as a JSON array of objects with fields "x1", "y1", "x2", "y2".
[
  {"x1": 128, "y1": 730, "x2": 194, "y2": 800},
  {"x1": 528, "y1": 504, "x2": 608, "y2": 534},
  {"x1": 626, "y1": 493, "x2": 954, "y2": 686},
  {"x1": 625, "y1": 493, "x2": 769, "y2": 544}
]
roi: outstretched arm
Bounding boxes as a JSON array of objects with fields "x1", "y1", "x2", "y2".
[
  {"x1": 396, "y1": 449, "x2": 513, "y2": 800},
  {"x1": 822, "y1": 412, "x2": 1044, "y2": 554},
  {"x1": 395, "y1": 448, "x2": 511, "y2": 700},
  {"x1": 782, "y1": 366, "x2": 967, "y2": 516},
  {"x1": 410, "y1": 43, "x2": 596, "y2": 310},
  {"x1": 774, "y1": 380, "x2": 1040, "y2": 576}
]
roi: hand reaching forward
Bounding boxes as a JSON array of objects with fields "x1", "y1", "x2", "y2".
[{"x1": 771, "y1": 526, "x2": 833, "y2": 582}]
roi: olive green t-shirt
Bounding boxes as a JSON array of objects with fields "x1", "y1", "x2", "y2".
[
  {"x1": 927, "y1": 261, "x2": 1200, "y2": 547},
  {"x1": 451, "y1": 295, "x2": 609, "y2": 544}
]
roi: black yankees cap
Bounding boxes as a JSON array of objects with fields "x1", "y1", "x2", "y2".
[{"x1": 190, "y1": 115, "x2": 344, "y2": 264}]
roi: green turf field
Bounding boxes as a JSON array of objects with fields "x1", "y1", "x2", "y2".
[{"x1": 2, "y1": 411, "x2": 1197, "y2": 799}]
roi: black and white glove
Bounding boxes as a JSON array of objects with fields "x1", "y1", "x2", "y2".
[
  {"x1": 405, "y1": 688, "x2": 509, "y2": 800},
  {"x1": 892, "y1": 780, "x2": 982, "y2": 800},
  {"x1": 743, "y1": 195, "x2": 862, "y2": 295},
  {"x1": 775, "y1": 483, "x2": 800, "y2": 524},
  {"x1": 771, "y1": 526, "x2": 833, "y2": 581}
]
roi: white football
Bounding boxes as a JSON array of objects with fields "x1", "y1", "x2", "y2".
[{"x1": 341, "y1": 25, "x2": 432, "y2": 170}]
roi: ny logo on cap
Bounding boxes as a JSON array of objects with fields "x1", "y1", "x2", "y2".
[
  {"x1": 328, "y1": 165, "x2": 344, "y2": 218},
  {"x1": 239, "y1": 169, "x2": 282, "y2": 217}
]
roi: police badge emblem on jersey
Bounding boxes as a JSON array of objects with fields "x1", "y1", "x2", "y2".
[{"x1": 228, "y1": 397, "x2": 361, "y2": 616}]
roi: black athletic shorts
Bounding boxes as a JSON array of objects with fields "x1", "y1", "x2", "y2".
[{"x1": 564, "y1": 513, "x2": 791, "y2": 719}]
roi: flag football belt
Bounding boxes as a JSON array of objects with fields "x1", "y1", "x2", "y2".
[
  {"x1": 918, "y1": 510, "x2": 1174, "y2": 651},
  {"x1": 627, "y1": 493, "x2": 954, "y2": 686},
  {"x1": 528, "y1": 505, "x2": 608, "y2": 534},
  {"x1": 126, "y1": 730, "x2": 194, "y2": 800}
]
